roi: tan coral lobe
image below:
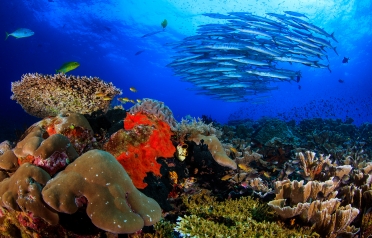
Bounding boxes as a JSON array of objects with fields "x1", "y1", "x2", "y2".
[{"x1": 42, "y1": 149, "x2": 162, "y2": 234}]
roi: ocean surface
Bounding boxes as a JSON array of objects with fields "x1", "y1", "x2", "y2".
[{"x1": 0, "y1": 0, "x2": 371, "y2": 139}]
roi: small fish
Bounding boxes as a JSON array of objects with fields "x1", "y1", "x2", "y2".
[
  {"x1": 342, "y1": 57, "x2": 349, "y2": 63},
  {"x1": 338, "y1": 79, "x2": 344, "y2": 83},
  {"x1": 130, "y1": 99, "x2": 135, "y2": 104},
  {"x1": 284, "y1": 11, "x2": 309, "y2": 19},
  {"x1": 5, "y1": 28, "x2": 34, "y2": 40},
  {"x1": 238, "y1": 164, "x2": 252, "y2": 172},
  {"x1": 56, "y1": 61, "x2": 80, "y2": 74},
  {"x1": 298, "y1": 85, "x2": 301, "y2": 90},
  {"x1": 262, "y1": 171, "x2": 271, "y2": 178},
  {"x1": 136, "y1": 99, "x2": 142, "y2": 103},
  {"x1": 103, "y1": 96, "x2": 112, "y2": 101},
  {"x1": 161, "y1": 19, "x2": 168, "y2": 29},
  {"x1": 130, "y1": 87, "x2": 137, "y2": 92},
  {"x1": 221, "y1": 174, "x2": 233, "y2": 181},
  {"x1": 135, "y1": 50, "x2": 145, "y2": 56},
  {"x1": 95, "y1": 92, "x2": 106, "y2": 97},
  {"x1": 290, "y1": 218, "x2": 296, "y2": 226},
  {"x1": 230, "y1": 147, "x2": 238, "y2": 154}
]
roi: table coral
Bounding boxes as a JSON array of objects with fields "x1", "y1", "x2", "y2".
[
  {"x1": 11, "y1": 73, "x2": 122, "y2": 118},
  {"x1": 42, "y1": 149, "x2": 162, "y2": 234}
]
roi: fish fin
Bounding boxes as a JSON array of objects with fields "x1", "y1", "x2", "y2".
[
  {"x1": 333, "y1": 47, "x2": 338, "y2": 56},
  {"x1": 5, "y1": 32, "x2": 9, "y2": 40},
  {"x1": 330, "y1": 32, "x2": 338, "y2": 43},
  {"x1": 327, "y1": 64, "x2": 332, "y2": 73}
]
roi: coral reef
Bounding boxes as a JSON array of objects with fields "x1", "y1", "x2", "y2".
[
  {"x1": 173, "y1": 190, "x2": 317, "y2": 237},
  {"x1": 104, "y1": 112, "x2": 176, "y2": 189},
  {"x1": 129, "y1": 98, "x2": 177, "y2": 131},
  {"x1": 11, "y1": 73, "x2": 122, "y2": 118},
  {"x1": 42, "y1": 149, "x2": 162, "y2": 234}
]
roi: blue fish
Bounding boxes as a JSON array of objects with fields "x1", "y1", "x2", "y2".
[{"x1": 5, "y1": 28, "x2": 34, "y2": 40}]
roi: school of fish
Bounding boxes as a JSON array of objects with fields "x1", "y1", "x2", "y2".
[{"x1": 167, "y1": 11, "x2": 338, "y2": 103}]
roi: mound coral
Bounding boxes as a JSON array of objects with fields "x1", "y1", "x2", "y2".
[
  {"x1": 11, "y1": 73, "x2": 122, "y2": 118},
  {"x1": 42, "y1": 150, "x2": 162, "y2": 234},
  {"x1": 105, "y1": 112, "x2": 176, "y2": 189}
]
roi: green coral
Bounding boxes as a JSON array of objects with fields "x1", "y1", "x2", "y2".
[{"x1": 174, "y1": 190, "x2": 318, "y2": 237}]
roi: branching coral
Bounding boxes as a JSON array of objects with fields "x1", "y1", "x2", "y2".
[
  {"x1": 174, "y1": 190, "x2": 317, "y2": 237},
  {"x1": 11, "y1": 73, "x2": 122, "y2": 118}
]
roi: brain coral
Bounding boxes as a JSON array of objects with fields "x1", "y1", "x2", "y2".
[{"x1": 11, "y1": 73, "x2": 122, "y2": 118}]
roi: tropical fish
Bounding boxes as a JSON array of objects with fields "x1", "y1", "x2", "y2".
[
  {"x1": 238, "y1": 164, "x2": 253, "y2": 172},
  {"x1": 136, "y1": 99, "x2": 142, "y2": 103},
  {"x1": 5, "y1": 28, "x2": 34, "y2": 40},
  {"x1": 230, "y1": 147, "x2": 238, "y2": 154},
  {"x1": 338, "y1": 79, "x2": 344, "y2": 83},
  {"x1": 102, "y1": 96, "x2": 112, "y2": 101},
  {"x1": 342, "y1": 57, "x2": 349, "y2": 63},
  {"x1": 221, "y1": 174, "x2": 233, "y2": 181},
  {"x1": 95, "y1": 92, "x2": 106, "y2": 97},
  {"x1": 129, "y1": 87, "x2": 137, "y2": 92},
  {"x1": 161, "y1": 19, "x2": 168, "y2": 29},
  {"x1": 56, "y1": 62, "x2": 80, "y2": 73}
]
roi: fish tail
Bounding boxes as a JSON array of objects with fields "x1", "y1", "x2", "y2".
[
  {"x1": 327, "y1": 64, "x2": 332, "y2": 73},
  {"x1": 333, "y1": 47, "x2": 338, "y2": 56},
  {"x1": 330, "y1": 32, "x2": 338, "y2": 43},
  {"x1": 5, "y1": 32, "x2": 9, "y2": 40}
]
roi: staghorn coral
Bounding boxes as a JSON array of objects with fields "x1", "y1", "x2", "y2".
[
  {"x1": 129, "y1": 98, "x2": 177, "y2": 131},
  {"x1": 11, "y1": 73, "x2": 122, "y2": 118},
  {"x1": 42, "y1": 149, "x2": 162, "y2": 234},
  {"x1": 104, "y1": 112, "x2": 175, "y2": 189}
]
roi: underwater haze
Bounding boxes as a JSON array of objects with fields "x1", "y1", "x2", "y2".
[{"x1": 0, "y1": 0, "x2": 372, "y2": 141}]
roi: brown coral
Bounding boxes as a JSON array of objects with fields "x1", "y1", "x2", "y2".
[
  {"x1": 0, "y1": 163, "x2": 58, "y2": 225},
  {"x1": 42, "y1": 149, "x2": 162, "y2": 234},
  {"x1": 192, "y1": 134, "x2": 237, "y2": 169},
  {"x1": 11, "y1": 73, "x2": 122, "y2": 118}
]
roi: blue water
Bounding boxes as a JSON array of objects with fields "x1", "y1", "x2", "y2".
[{"x1": 1, "y1": 0, "x2": 372, "y2": 142}]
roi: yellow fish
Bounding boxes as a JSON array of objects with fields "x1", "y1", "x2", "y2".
[
  {"x1": 56, "y1": 61, "x2": 80, "y2": 74},
  {"x1": 129, "y1": 99, "x2": 135, "y2": 104},
  {"x1": 102, "y1": 96, "x2": 112, "y2": 101},
  {"x1": 238, "y1": 164, "x2": 252, "y2": 172},
  {"x1": 129, "y1": 87, "x2": 137, "y2": 92},
  {"x1": 136, "y1": 99, "x2": 142, "y2": 103},
  {"x1": 221, "y1": 174, "x2": 233, "y2": 181},
  {"x1": 230, "y1": 147, "x2": 238, "y2": 154},
  {"x1": 95, "y1": 92, "x2": 106, "y2": 97}
]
